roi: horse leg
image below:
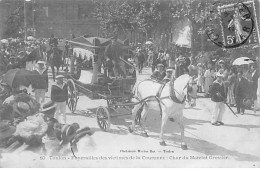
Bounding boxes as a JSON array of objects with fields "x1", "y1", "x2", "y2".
[
  {"x1": 57, "y1": 66, "x2": 59, "y2": 75},
  {"x1": 178, "y1": 115, "x2": 187, "y2": 150},
  {"x1": 159, "y1": 111, "x2": 168, "y2": 146},
  {"x1": 51, "y1": 66, "x2": 55, "y2": 81},
  {"x1": 129, "y1": 103, "x2": 142, "y2": 133},
  {"x1": 139, "y1": 104, "x2": 149, "y2": 137}
]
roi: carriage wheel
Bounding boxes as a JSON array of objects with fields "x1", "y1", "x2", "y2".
[
  {"x1": 96, "y1": 107, "x2": 111, "y2": 131},
  {"x1": 67, "y1": 79, "x2": 78, "y2": 113}
]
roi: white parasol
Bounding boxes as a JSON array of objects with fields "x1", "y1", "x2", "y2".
[
  {"x1": 232, "y1": 57, "x2": 255, "y2": 66},
  {"x1": 0, "y1": 39, "x2": 8, "y2": 44},
  {"x1": 27, "y1": 36, "x2": 36, "y2": 41},
  {"x1": 145, "y1": 41, "x2": 153, "y2": 45}
]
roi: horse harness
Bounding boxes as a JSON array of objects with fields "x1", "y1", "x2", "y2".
[
  {"x1": 133, "y1": 78, "x2": 192, "y2": 118},
  {"x1": 169, "y1": 79, "x2": 186, "y2": 104}
]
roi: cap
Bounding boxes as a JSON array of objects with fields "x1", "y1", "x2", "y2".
[
  {"x1": 166, "y1": 69, "x2": 173, "y2": 72},
  {"x1": 157, "y1": 63, "x2": 164, "y2": 67},
  {"x1": 56, "y1": 75, "x2": 64, "y2": 79},
  {"x1": 37, "y1": 61, "x2": 45, "y2": 64},
  {"x1": 216, "y1": 72, "x2": 224, "y2": 77},
  {"x1": 218, "y1": 60, "x2": 224, "y2": 64}
]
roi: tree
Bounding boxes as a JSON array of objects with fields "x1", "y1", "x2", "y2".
[{"x1": 3, "y1": 6, "x2": 24, "y2": 38}]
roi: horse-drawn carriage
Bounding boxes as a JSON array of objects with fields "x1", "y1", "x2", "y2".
[{"x1": 66, "y1": 35, "x2": 138, "y2": 131}]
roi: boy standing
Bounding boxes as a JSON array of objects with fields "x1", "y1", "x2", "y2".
[
  {"x1": 33, "y1": 61, "x2": 48, "y2": 108},
  {"x1": 51, "y1": 75, "x2": 68, "y2": 124},
  {"x1": 209, "y1": 72, "x2": 226, "y2": 126}
]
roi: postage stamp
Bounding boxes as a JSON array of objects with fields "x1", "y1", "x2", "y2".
[{"x1": 205, "y1": 1, "x2": 259, "y2": 48}]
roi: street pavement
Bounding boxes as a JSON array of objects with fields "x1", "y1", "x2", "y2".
[{"x1": 2, "y1": 67, "x2": 260, "y2": 167}]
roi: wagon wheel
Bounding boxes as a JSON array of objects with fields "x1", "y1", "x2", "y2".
[
  {"x1": 135, "y1": 105, "x2": 143, "y2": 125},
  {"x1": 67, "y1": 79, "x2": 78, "y2": 113},
  {"x1": 96, "y1": 106, "x2": 111, "y2": 131}
]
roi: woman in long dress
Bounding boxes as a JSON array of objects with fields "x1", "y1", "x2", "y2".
[
  {"x1": 227, "y1": 70, "x2": 236, "y2": 106},
  {"x1": 204, "y1": 67, "x2": 215, "y2": 97},
  {"x1": 197, "y1": 64, "x2": 204, "y2": 93}
]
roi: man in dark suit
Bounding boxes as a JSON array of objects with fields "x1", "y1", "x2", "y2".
[
  {"x1": 251, "y1": 65, "x2": 259, "y2": 101},
  {"x1": 234, "y1": 71, "x2": 248, "y2": 114},
  {"x1": 104, "y1": 36, "x2": 125, "y2": 78},
  {"x1": 49, "y1": 34, "x2": 58, "y2": 47}
]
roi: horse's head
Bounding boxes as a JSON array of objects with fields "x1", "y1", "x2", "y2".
[{"x1": 185, "y1": 76, "x2": 198, "y2": 107}]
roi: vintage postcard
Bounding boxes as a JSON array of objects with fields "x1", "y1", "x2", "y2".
[{"x1": 0, "y1": 0, "x2": 259, "y2": 168}]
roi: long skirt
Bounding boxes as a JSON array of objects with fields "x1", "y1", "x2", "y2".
[
  {"x1": 204, "y1": 77, "x2": 213, "y2": 95},
  {"x1": 227, "y1": 84, "x2": 235, "y2": 105}
]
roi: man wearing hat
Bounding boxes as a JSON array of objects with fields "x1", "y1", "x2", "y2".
[
  {"x1": 51, "y1": 75, "x2": 68, "y2": 124},
  {"x1": 49, "y1": 34, "x2": 58, "y2": 47},
  {"x1": 163, "y1": 68, "x2": 173, "y2": 83},
  {"x1": 234, "y1": 71, "x2": 248, "y2": 115},
  {"x1": 151, "y1": 63, "x2": 166, "y2": 81},
  {"x1": 104, "y1": 36, "x2": 126, "y2": 77},
  {"x1": 33, "y1": 61, "x2": 48, "y2": 107},
  {"x1": 134, "y1": 48, "x2": 145, "y2": 74},
  {"x1": 208, "y1": 72, "x2": 226, "y2": 126}
]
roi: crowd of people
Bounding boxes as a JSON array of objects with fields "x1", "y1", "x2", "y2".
[
  {"x1": 0, "y1": 35, "x2": 91, "y2": 155},
  {"x1": 131, "y1": 43, "x2": 259, "y2": 125},
  {"x1": 0, "y1": 33, "x2": 260, "y2": 155},
  {"x1": 197, "y1": 60, "x2": 259, "y2": 115},
  {"x1": 0, "y1": 34, "x2": 70, "y2": 124}
]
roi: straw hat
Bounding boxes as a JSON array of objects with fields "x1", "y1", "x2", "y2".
[
  {"x1": 166, "y1": 69, "x2": 173, "y2": 72},
  {"x1": 216, "y1": 72, "x2": 224, "y2": 77},
  {"x1": 157, "y1": 63, "x2": 164, "y2": 68},
  {"x1": 218, "y1": 60, "x2": 224, "y2": 64},
  {"x1": 56, "y1": 75, "x2": 64, "y2": 79},
  {"x1": 37, "y1": 61, "x2": 45, "y2": 65}
]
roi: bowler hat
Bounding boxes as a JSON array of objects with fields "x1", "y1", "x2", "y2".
[{"x1": 56, "y1": 75, "x2": 64, "y2": 79}]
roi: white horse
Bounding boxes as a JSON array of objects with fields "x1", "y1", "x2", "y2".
[{"x1": 129, "y1": 74, "x2": 197, "y2": 150}]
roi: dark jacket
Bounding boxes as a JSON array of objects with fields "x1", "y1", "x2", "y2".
[
  {"x1": 209, "y1": 80, "x2": 226, "y2": 102},
  {"x1": 49, "y1": 37, "x2": 58, "y2": 47},
  {"x1": 252, "y1": 70, "x2": 259, "y2": 99},
  {"x1": 151, "y1": 71, "x2": 166, "y2": 81},
  {"x1": 51, "y1": 83, "x2": 68, "y2": 102},
  {"x1": 135, "y1": 52, "x2": 145, "y2": 64},
  {"x1": 32, "y1": 68, "x2": 48, "y2": 90},
  {"x1": 234, "y1": 77, "x2": 248, "y2": 99},
  {"x1": 104, "y1": 44, "x2": 123, "y2": 62}
]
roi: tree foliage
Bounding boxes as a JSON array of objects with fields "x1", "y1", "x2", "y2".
[{"x1": 3, "y1": 6, "x2": 24, "y2": 38}]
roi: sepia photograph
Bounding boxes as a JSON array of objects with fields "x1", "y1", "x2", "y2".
[{"x1": 0, "y1": 0, "x2": 259, "y2": 168}]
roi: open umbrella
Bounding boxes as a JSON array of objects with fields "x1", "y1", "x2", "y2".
[
  {"x1": 232, "y1": 57, "x2": 255, "y2": 66},
  {"x1": 145, "y1": 41, "x2": 153, "y2": 45},
  {"x1": 27, "y1": 36, "x2": 36, "y2": 41},
  {"x1": 1, "y1": 39, "x2": 8, "y2": 44},
  {"x1": 2, "y1": 69, "x2": 38, "y2": 88}
]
